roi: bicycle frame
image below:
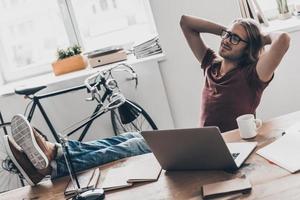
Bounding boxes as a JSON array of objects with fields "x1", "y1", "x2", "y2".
[
  {"x1": 27, "y1": 77, "x2": 113, "y2": 142},
  {"x1": 7, "y1": 63, "x2": 136, "y2": 142},
  {"x1": 0, "y1": 63, "x2": 149, "y2": 192},
  {"x1": 0, "y1": 112, "x2": 9, "y2": 135}
]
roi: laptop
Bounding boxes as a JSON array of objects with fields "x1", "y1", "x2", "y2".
[{"x1": 141, "y1": 127, "x2": 257, "y2": 171}]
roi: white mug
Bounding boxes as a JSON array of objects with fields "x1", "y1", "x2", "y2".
[{"x1": 236, "y1": 114, "x2": 262, "y2": 139}]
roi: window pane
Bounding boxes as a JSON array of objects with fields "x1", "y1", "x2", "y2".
[
  {"x1": 256, "y1": 0, "x2": 277, "y2": 11},
  {"x1": 0, "y1": 0, "x2": 70, "y2": 80},
  {"x1": 256, "y1": 0, "x2": 300, "y2": 19},
  {"x1": 70, "y1": 0, "x2": 157, "y2": 51}
]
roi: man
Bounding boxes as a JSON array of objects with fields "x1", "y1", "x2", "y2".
[
  {"x1": 4, "y1": 114, "x2": 151, "y2": 185},
  {"x1": 180, "y1": 15, "x2": 290, "y2": 132}
]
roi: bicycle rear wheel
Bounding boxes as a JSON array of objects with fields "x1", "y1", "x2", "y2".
[
  {"x1": 111, "y1": 100, "x2": 157, "y2": 135},
  {"x1": 0, "y1": 131, "x2": 25, "y2": 193}
]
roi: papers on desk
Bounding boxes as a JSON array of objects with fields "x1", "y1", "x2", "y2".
[
  {"x1": 257, "y1": 123, "x2": 300, "y2": 173},
  {"x1": 101, "y1": 153, "x2": 162, "y2": 191}
]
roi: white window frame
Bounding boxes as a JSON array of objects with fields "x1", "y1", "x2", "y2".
[
  {"x1": 0, "y1": 0, "x2": 157, "y2": 83},
  {"x1": 0, "y1": 0, "x2": 78, "y2": 83},
  {"x1": 238, "y1": 0, "x2": 300, "y2": 20}
]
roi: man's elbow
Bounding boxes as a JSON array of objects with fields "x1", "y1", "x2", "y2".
[
  {"x1": 278, "y1": 33, "x2": 291, "y2": 51},
  {"x1": 180, "y1": 15, "x2": 188, "y2": 28}
]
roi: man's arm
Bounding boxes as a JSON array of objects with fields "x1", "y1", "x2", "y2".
[
  {"x1": 256, "y1": 32, "x2": 290, "y2": 82},
  {"x1": 180, "y1": 15, "x2": 226, "y2": 63}
]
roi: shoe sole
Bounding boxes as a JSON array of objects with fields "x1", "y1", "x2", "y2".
[
  {"x1": 10, "y1": 114, "x2": 49, "y2": 170},
  {"x1": 3, "y1": 135, "x2": 35, "y2": 186}
]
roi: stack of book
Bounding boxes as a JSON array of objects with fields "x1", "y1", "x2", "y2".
[{"x1": 133, "y1": 36, "x2": 162, "y2": 59}]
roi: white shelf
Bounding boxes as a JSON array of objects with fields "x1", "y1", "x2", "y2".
[
  {"x1": 0, "y1": 53, "x2": 165, "y2": 96},
  {"x1": 262, "y1": 16, "x2": 300, "y2": 33}
]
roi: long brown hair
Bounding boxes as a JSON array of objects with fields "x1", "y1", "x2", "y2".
[{"x1": 233, "y1": 18, "x2": 264, "y2": 66}]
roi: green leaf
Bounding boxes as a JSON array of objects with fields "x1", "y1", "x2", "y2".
[{"x1": 56, "y1": 44, "x2": 82, "y2": 60}]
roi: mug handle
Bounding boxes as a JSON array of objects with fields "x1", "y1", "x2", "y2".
[{"x1": 255, "y1": 119, "x2": 262, "y2": 129}]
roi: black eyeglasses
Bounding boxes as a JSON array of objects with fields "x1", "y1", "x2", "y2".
[{"x1": 221, "y1": 30, "x2": 248, "y2": 45}]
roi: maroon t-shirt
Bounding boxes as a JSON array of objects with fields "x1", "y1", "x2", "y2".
[{"x1": 200, "y1": 48, "x2": 273, "y2": 132}]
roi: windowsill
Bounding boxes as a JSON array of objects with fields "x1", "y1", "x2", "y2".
[
  {"x1": 0, "y1": 53, "x2": 166, "y2": 96},
  {"x1": 262, "y1": 15, "x2": 300, "y2": 33}
]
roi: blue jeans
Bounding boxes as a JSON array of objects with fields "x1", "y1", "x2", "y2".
[{"x1": 52, "y1": 132, "x2": 151, "y2": 178}]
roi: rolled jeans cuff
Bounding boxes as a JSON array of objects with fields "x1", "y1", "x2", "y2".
[{"x1": 51, "y1": 143, "x2": 63, "y2": 178}]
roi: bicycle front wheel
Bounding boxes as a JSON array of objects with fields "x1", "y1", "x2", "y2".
[{"x1": 111, "y1": 100, "x2": 158, "y2": 135}]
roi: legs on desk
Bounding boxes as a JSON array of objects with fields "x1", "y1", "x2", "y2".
[
  {"x1": 4, "y1": 114, "x2": 151, "y2": 184},
  {"x1": 53, "y1": 132, "x2": 151, "y2": 178}
]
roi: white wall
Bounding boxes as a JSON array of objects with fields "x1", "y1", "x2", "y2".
[
  {"x1": 0, "y1": 60, "x2": 174, "y2": 142},
  {"x1": 3, "y1": 0, "x2": 300, "y2": 192},
  {"x1": 0, "y1": 59, "x2": 175, "y2": 192},
  {"x1": 2, "y1": 0, "x2": 300, "y2": 139},
  {"x1": 150, "y1": 0, "x2": 240, "y2": 128},
  {"x1": 257, "y1": 31, "x2": 300, "y2": 120},
  {"x1": 150, "y1": 0, "x2": 300, "y2": 127}
]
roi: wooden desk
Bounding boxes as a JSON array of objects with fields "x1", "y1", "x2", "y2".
[{"x1": 2, "y1": 111, "x2": 300, "y2": 200}]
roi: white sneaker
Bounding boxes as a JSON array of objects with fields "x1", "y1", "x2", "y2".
[
  {"x1": 9, "y1": 114, "x2": 49, "y2": 170},
  {"x1": 3, "y1": 135, "x2": 45, "y2": 186}
]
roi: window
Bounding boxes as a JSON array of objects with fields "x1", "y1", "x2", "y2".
[
  {"x1": 70, "y1": 0, "x2": 157, "y2": 52},
  {"x1": 255, "y1": 0, "x2": 300, "y2": 20},
  {"x1": 0, "y1": 0, "x2": 70, "y2": 82},
  {"x1": 0, "y1": 0, "x2": 157, "y2": 83}
]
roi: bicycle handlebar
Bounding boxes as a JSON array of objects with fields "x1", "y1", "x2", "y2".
[
  {"x1": 105, "y1": 93, "x2": 126, "y2": 110},
  {"x1": 109, "y1": 63, "x2": 138, "y2": 87},
  {"x1": 84, "y1": 63, "x2": 138, "y2": 103},
  {"x1": 84, "y1": 72, "x2": 101, "y2": 92}
]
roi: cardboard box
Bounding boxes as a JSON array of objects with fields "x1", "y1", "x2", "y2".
[{"x1": 88, "y1": 49, "x2": 127, "y2": 68}]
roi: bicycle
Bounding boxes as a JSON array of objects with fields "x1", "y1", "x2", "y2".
[{"x1": 0, "y1": 63, "x2": 158, "y2": 193}]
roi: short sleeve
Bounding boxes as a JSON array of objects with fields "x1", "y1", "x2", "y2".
[
  {"x1": 201, "y1": 48, "x2": 217, "y2": 70},
  {"x1": 245, "y1": 64, "x2": 274, "y2": 90}
]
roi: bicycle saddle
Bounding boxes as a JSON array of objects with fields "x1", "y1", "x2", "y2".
[{"x1": 15, "y1": 85, "x2": 47, "y2": 95}]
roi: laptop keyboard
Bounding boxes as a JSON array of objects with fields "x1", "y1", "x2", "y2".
[{"x1": 231, "y1": 153, "x2": 240, "y2": 160}]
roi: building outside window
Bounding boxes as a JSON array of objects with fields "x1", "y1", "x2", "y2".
[{"x1": 248, "y1": 0, "x2": 300, "y2": 20}]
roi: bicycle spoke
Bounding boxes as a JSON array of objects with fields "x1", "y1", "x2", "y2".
[
  {"x1": 138, "y1": 115, "x2": 148, "y2": 130},
  {"x1": 111, "y1": 102, "x2": 157, "y2": 135},
  {"x1": 0, "y1": 177, "x2": 6, "y2": 192},
  {"x1": 0, "y1": 154, "x2": 23, "y2": 192},
  {"x1": 129, "y1": 120, "x2": 140, "y2": 131},
  {"x1": 6, "y1": 175, "x2": 12, "y2": 191},
  {"x1": 113, "y1": 111, "x2": 127, "y2": 133},
  {"x1": 0, "y1": 173, "x2": 10, "y2": 192},
  {"x1": 0, "y1": 169, "x2": 8, "y2": 181},
  {"x1": 136, "y1": 115, "x2": 150, "y2": 131},
  {"x1": 0, "y1": 151, "x2": 7, "y2": 159}
]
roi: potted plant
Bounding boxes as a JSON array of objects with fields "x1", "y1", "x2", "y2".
[{"x1": 52, "y1": 44, "x2": 87, "y2": 76}]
